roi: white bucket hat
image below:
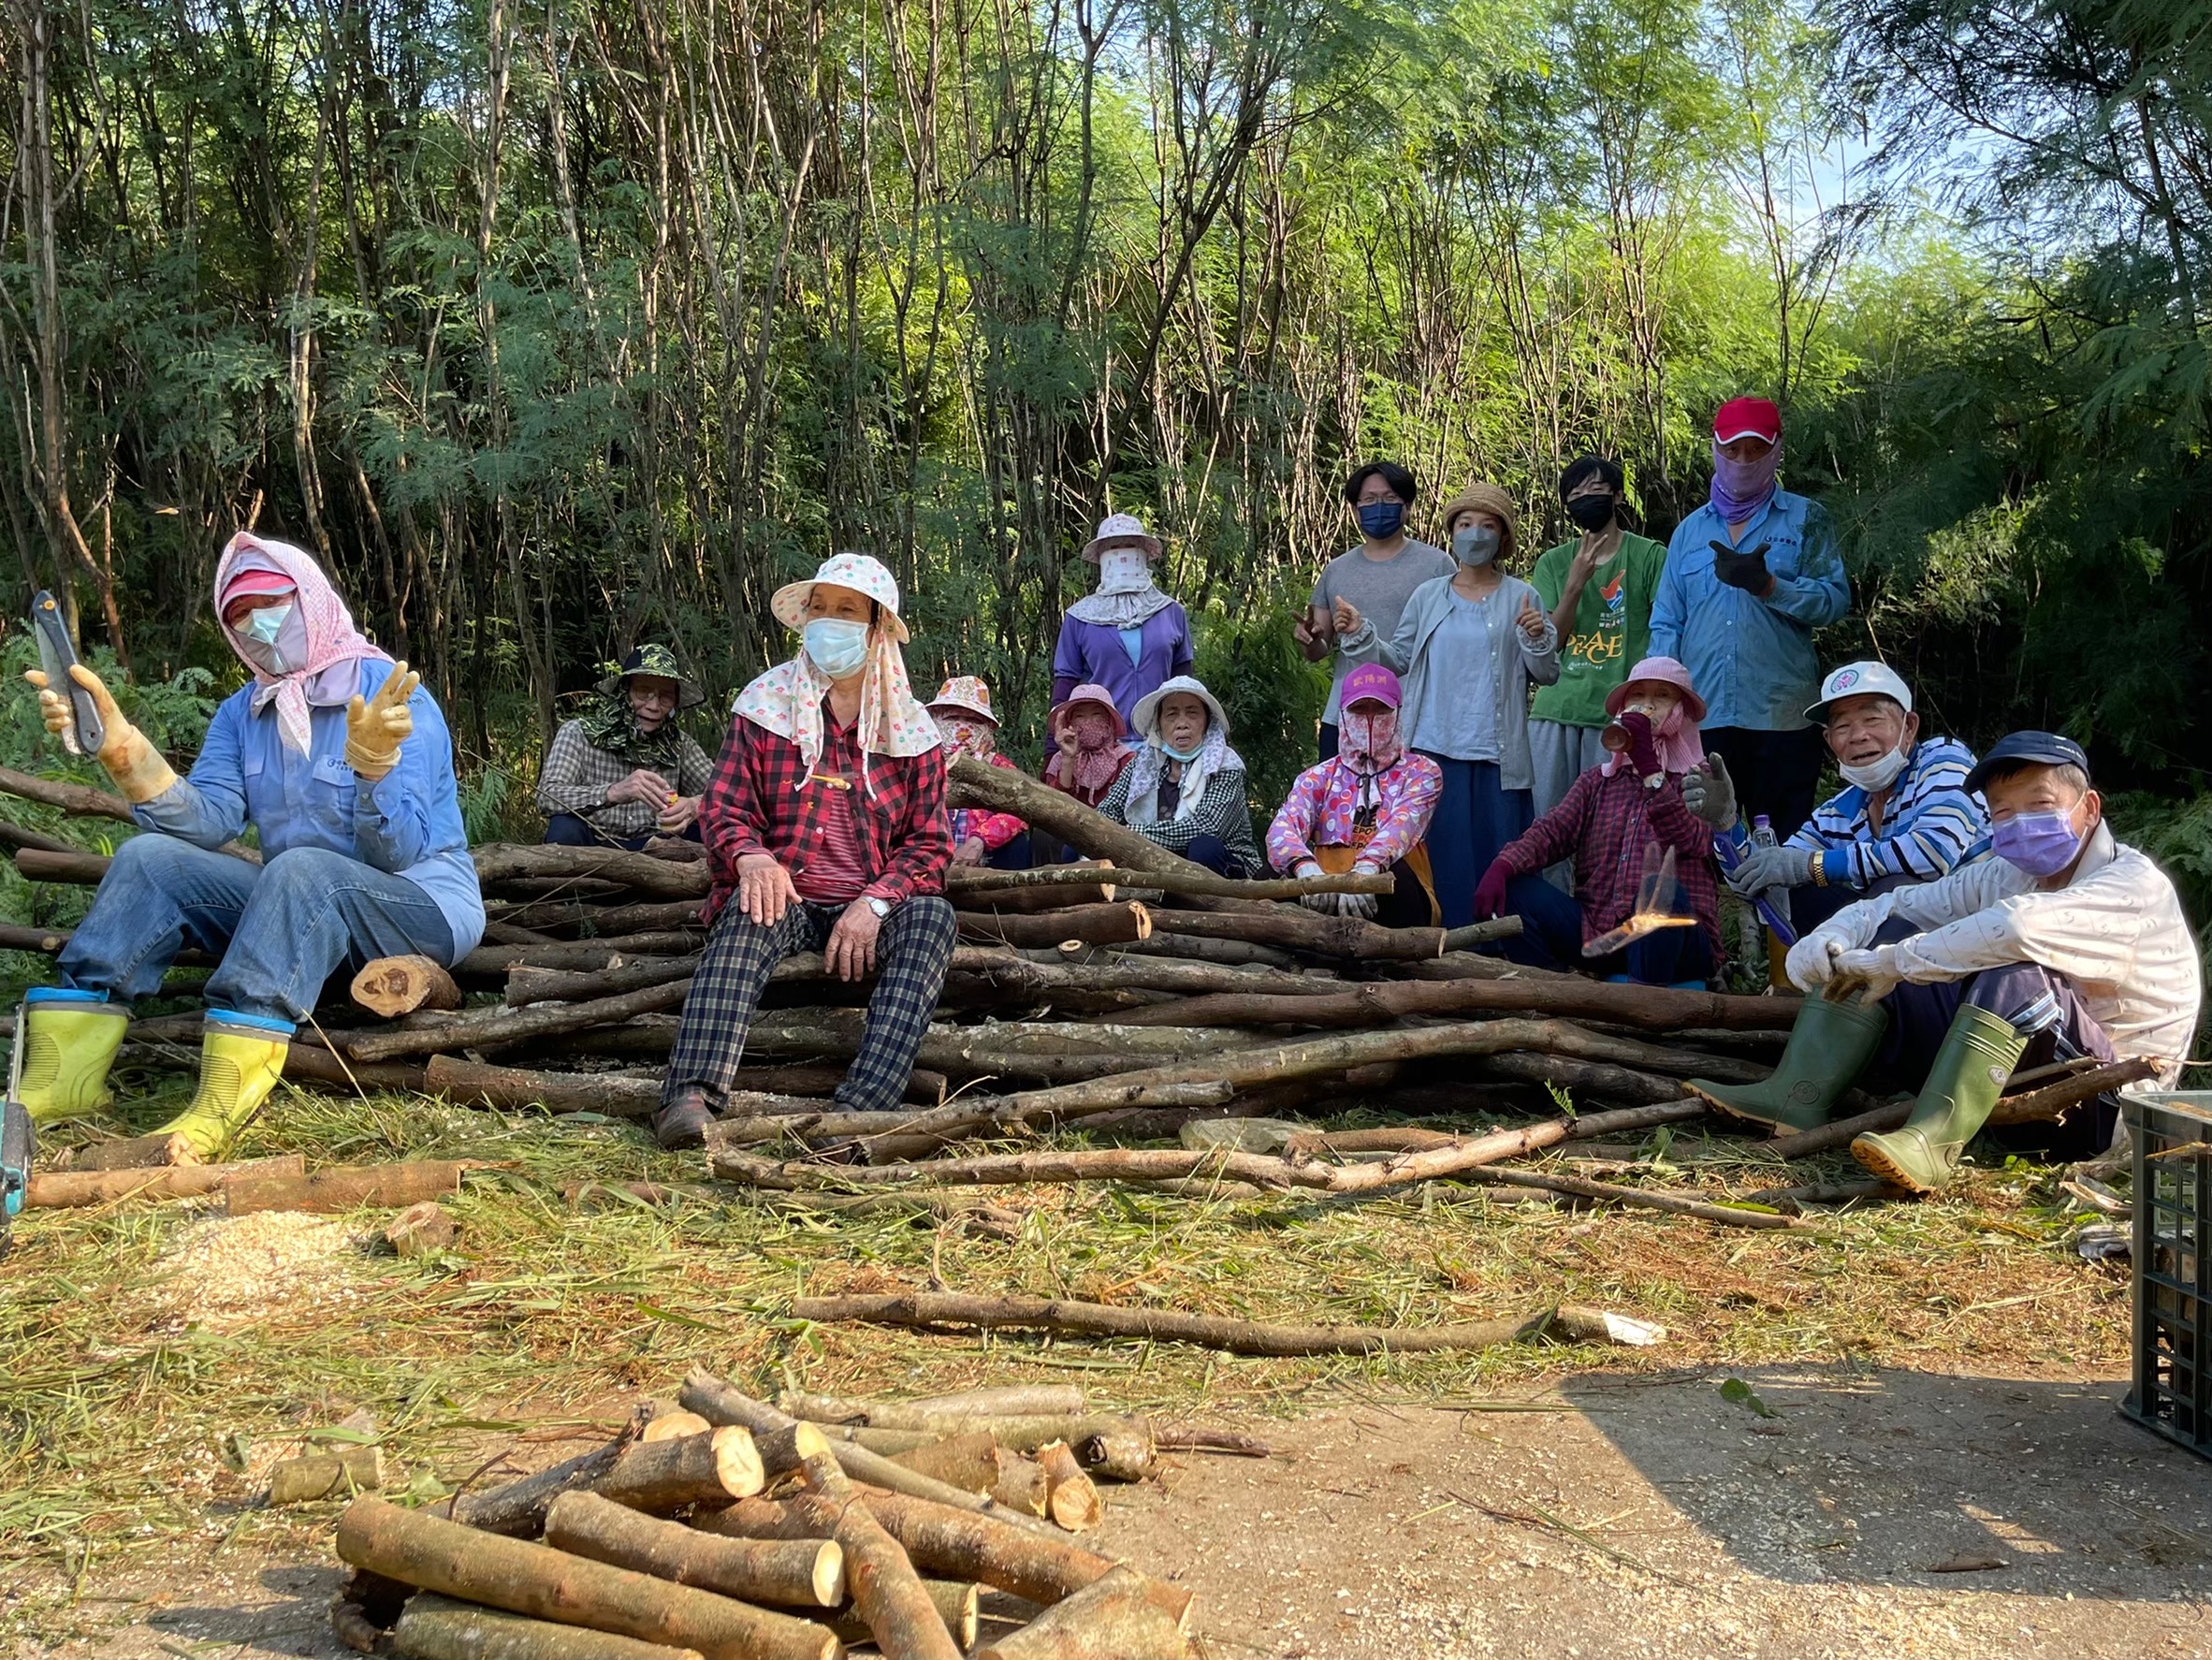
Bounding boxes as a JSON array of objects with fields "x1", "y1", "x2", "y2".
[
  {"x1": 1081, "y1": 513, "x2": 1162, "y2": 563},
  {"x1": 1129, "y1": 674, "x2": 1230, "y2": 744},
  {"x1": 1806, "y1": 661, "x2": 1912, "y2": 723},
  {"x1": 769, "y1": 552, "x2": 910, "y2": 644}
]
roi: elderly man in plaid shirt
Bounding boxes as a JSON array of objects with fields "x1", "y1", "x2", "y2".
[{"x1": 653, "y1": 553, "x2": 954, "y2": 1149}]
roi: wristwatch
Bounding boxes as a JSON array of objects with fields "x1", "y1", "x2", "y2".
[{"x1": 866, "y1": 896, "x2": 893, "y2": 920}]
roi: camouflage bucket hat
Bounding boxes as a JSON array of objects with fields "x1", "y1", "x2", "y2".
[{"x1": 599, "y1": 643, "x2": 706, "y2": 709}]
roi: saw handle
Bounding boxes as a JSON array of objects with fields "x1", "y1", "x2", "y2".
[{"x1": 31, "y1": 591, "x2": 105, "y2": 757}]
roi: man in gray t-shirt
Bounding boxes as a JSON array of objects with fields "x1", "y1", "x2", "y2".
[{"x1": 1299, "y1": 459, "x2": 1455, "y2": 759}]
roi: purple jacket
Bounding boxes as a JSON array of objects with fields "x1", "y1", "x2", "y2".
[{"x1": 1052, "y1": 605, "x2": 1196, "y2": 719}]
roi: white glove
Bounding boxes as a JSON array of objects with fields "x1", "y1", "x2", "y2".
[
  {"x1": 1293, "y1": 861, "x2": 1334, "y2": 912},
  {"x1": 1828, "y1": 946, "x2": 1901, "y2": 1006},
  {"x1": 1784, "y1": 932, "x2": 1849, "y2": 994},
  {"x1": 1335, "y1": 889, "x2": 1378, "y2": 921}
]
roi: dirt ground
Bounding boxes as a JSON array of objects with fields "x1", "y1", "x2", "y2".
[{"x1": 10, "y1": 1362, "x2": 2209, "y2": 1660}]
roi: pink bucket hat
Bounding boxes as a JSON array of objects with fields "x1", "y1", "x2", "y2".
[
  {"x1": 1049, "y1": 681, "x2": 1128, "y2": 741},
  {"x1": 1605, "y1": 655, "x2": 1706, "y2": 723},
  {"x1": 1338, "y1": 663, "x2": 1403, "y2": 711},
  {"x1": 769, "y1": 551, "x2": 910, "y2": 643},
  {"x1": 928, "y1": 675, "x2": 997, "y2": 724}
]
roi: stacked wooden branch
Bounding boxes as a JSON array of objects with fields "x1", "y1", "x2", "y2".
[
  {"x1": 329, "y1": 1372, "x2": 1215, "y2": 1659},
  {"x1": 0, "y1": 756, "x2": 2130, "y2": 1216}
]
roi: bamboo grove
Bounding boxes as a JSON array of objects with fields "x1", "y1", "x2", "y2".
[{"x1": 3, "y1": 0, "x2": 2211, "y2": 827}]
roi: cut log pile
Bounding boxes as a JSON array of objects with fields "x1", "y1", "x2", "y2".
[
  {"x1": 0, "y1": 757, "x2": 2140, "y2": 1221},
  {"x1": 328, "y1": 1370, "x2": 1216, "y2": 1659}
]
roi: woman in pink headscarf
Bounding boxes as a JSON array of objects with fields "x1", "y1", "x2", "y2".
[
  {"x1": 18, "y1": 531, "x2": 481, "y2": 1157},
  {"x1": 1469, "y1": 656, "x2": 1725, "y2": 986}
]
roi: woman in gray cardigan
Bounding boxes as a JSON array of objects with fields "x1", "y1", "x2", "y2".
[{"x1": 1332, "y1": 481, "x2": 1560, "y2": 925}]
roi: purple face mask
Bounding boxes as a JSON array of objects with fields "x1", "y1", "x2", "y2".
[
  {"x1": 1991, "y1": 809, "x2": 2084, "y2": 877},
  {"x1": 1710, "y1": 443, "x2": 1781, "y2": 522}
]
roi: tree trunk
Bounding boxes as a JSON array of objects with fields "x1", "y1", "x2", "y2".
[
  {"x1": 956, "y1": 902, "x2": 1152, "y2": 950},
  {"x1": 472, "y1": 842, "x2": 710, "y2": 898},
  {"x1": 352, "y1": 955, "x2": 463, "y2": 1019},
  {"x1": 590, "y1": 1428, "x2": 764, "y2": 1513},
  {"x1": 1113, "y1": 968, "x2": 1798, "y2": 1032},
  {"x1": 27, "y1": 1154, "x2": 307, "y2": 1209},
  {"x1": 1034, "y1": 1442, "x2": 1102, "y2": 1532},
  {"x1": 224, "y1": 1161, "x2": 472, "y2": 1216},
  {"x1": 544, "y1": 1490, "x2": 844, "y2": 1607},
  {"x1": 449, "y1": 1416, "x2": 645, "y2": 1538},
  {"x1": 334, "y1": 1497, "x2": 838, "y2": 1660},
  {"x1": 974, "y1": 1565, "x2": 1192, "y2": 1660},
  {"x1": 390, "y1": 1593, "x2": 707, "y2": 1660},
  {"x1": 346, "y1": 980, "x2": 695, "y2": 1062}
]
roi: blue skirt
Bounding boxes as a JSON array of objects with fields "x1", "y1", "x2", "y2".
[{"x1": 1419, "y1": 754, "x2": 1534, "y2": 928}]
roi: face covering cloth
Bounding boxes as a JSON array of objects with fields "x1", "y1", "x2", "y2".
[
  {"x1": 1067, "y1": 546, "x2": 1174, "y2": 630},
  {"x1": 213, "y1": 533, "x2": 392, "y2": 756},
  {"x1": 1710, "y1": 442, "x2": 1782, "y2": 523}
]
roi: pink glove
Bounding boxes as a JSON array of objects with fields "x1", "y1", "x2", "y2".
[{"x1": 1473, "y1": 858, "x2": 1514, "y2": 920}]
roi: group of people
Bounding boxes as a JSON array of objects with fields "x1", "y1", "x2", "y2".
[{"x1": 12, "y1": 393, "x2": 2202, "y2": 1203}]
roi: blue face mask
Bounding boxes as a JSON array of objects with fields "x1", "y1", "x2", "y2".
[
  {"x1": 237, "y1": 603, "x2": 296, "y2": 673},
  {"x1": 1162, "y1": 739, "x2": 1205, "y2": 763},
  {"x1": 1357, "y1": 501, "x2": 1404, "y2": 540},
  {"x1": 803, "y1": 618, "x2": 870, "y2": 678}
]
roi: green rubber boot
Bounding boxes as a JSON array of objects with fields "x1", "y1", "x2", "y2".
[
  {"x1": 1852, "y1": 1005, "x2": 2026, "y2": 1194},
  {"x1": 16, "y1": 993, "x2": 130, "y2": 1125},
  {"x1": 1688, "y1": 991, "x2": 1889, "y2": 1132},
  {"x1": 153, "y1": 1013, "x2": 291, "y2": 1159}
]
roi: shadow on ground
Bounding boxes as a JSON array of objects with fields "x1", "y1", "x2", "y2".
[{"x1": 1559, "y1": 1365, "x2": 2212, "y2": 1595}]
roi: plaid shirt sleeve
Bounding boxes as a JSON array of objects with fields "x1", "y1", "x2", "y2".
[
  {"x1": 677, "y1": 732, "x2": 716, "y2": 799},
  {"x1": 861, "y1": 748, "x2": 952, "y2": 904},
  {"x1": 1498, "y1": 766, "x2": 1596, "y2": 878},
  {"x1": 701, "y1": 715, "x2": 779, "y2": 886},
  {"x1": 535, "y1": 721, "x2": 615, "y2": 817}
]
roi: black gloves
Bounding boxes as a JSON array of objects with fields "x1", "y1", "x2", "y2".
[{"x1": 1710, "y1": 539, "x2": 1772, "y2": 592}]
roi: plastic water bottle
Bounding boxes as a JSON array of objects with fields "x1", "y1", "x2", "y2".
[{"x1": 1750, "y1": 815, "x2": 1792, "y2": 927}]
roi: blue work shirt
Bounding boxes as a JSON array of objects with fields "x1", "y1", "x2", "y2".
[
  {"x1": 133, "y1": 660, "x2": 486, "y2": 958},
  {"x1": 1649, "y1": 488, "x2": 1849, "y2": 731}
]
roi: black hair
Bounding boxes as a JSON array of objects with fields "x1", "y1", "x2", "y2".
[
  {"x1": 1344, "y1": 460, "x2": 1418, "y2": 507},
  {"x1": 1560, "y1": 454, "x2": 1624, "y2": 502}
]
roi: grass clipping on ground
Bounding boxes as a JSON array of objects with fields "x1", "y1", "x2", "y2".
[{"x1": 0, "y1": 1070, "x2": 2126, "y2": 1568}]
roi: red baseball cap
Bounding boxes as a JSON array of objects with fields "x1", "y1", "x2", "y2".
[
  {"x1": 218, "y1": 566, "x2": 298, "y2": 606},
  {"x1": 1713, "y1": 397, "x2": 1782, "y2": 445}
]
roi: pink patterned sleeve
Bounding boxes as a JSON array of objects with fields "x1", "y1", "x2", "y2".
[
  {"x1": 1356, "y1": 754, "x2": 1443, "y2": 871},
  {"x1": 971, "y1": 754, "x2": 1029, "y2": 850},
  {"x1": 1265, "y1": 764, "x2": 1329, "y2": 873}
]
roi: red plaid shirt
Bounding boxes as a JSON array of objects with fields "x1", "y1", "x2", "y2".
[
  {"x1": 1494, "y1": 765, "x2": 1723, "y2": 956},
  {"x1": 699, "y1": 709, "x2": 952, "y2": 925}
]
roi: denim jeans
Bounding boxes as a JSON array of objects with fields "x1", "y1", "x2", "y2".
[{"x1": 58, "y1": 834, "x2": 456, "y2": 1026}]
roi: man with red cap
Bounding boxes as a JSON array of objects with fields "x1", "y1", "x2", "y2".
[{"x1": 1650, "y1": 397, "x2": 1849, "y2": 837}]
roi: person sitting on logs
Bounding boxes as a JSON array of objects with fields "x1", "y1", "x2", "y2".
[
  {"x1": 1042, "y1": 682, "x2": 1133, "y2": 810},
  {"x1": 1264, "y1": 663, "x2": 1442, "y2": 926},
  {"x1": 1691, "y1": 733, "x2": 2203, "y2": 1191},
  {"x1": 535, "y1": 644, "x2": 714, "y2": 851},
  {"x1": 651, "y1": 552, "x2": 955, "y2": 1150},
  {"x1": 1469, "y1": 655, "x2": 1724, "y2": 987},
  {"x1": 1030, "y1": 681, "x2": 1134, "y2": 866},
  {"x1": 18, "y1": 531, "x2": 484, "y2": 1156},
  {"x1": 1693, "y1": 660, "x2": 1986, "y2": 936},
  {"x1": 928, "y1": 675, "x2": 1030, "y2": 870},
  {"x1": 1098, "y1": 675, "x2": 1263, "y2": 878}
]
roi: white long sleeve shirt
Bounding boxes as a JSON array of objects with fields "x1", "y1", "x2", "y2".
[{"x1": 1791, "y1": 824, "x2": 2202, "y2": 1086}]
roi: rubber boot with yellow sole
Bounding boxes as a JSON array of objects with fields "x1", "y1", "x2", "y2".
[
  {"x1": 17, "y1": 989, "x2": 130, "y2": 1125},
  {"x1": 1688, "y1": 990, "x2": 1889, "y2": 1132},
  {"x1": 1853, "y1": 1004, "x2": 2026, "y2": 1194},
  {"x1": 153, "y1": 1012, "x2": 292, "y2": 1159}
]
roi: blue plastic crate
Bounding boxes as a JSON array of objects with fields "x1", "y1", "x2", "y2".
[{"x1": 2123, "y1": 1091, "x2": 2212, "y2": 1461}]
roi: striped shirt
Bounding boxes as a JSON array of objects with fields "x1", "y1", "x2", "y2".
[{"x1": 1783, "y1": 735, "x2": 1986, "y2": 888}]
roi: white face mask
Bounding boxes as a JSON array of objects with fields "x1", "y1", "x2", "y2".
[
  {"x1": 1839, "y1": 744, "x2": 1909, "y2": 791},
  {"x1": 1098, "y1": 548, "x2": 1152, "y2": 596}
]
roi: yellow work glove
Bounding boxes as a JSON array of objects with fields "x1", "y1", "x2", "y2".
[
  {"x1": 345, "y1": 661, "x2": 419, "y2": 781},
  {"x1": 23, "y1": 663, "x2": 178, "y2": 804}
]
